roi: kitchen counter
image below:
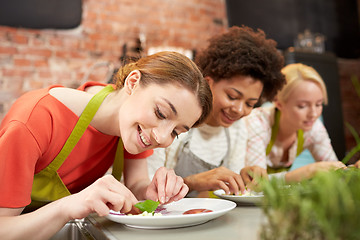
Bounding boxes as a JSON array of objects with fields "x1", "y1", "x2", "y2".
[{"x1": 89, "y1": 204, "x2": 265, "y2": 240}]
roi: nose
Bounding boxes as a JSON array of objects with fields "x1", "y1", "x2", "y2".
[
  {"x1": 231, "y1": 101, "x2": 245, "y2": 116},
  {"x1": 151, "y1": 124, "x2": 174, "y2": 147},
  {"x1": 308, "y1": 105, "x2": 318, "y2": 118}
]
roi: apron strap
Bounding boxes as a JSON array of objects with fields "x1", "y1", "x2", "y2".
[
  {"x1": 296, "y1": 129, "x2": 304, "y2": 156},
  {"x1": 266, "y1": 109, "x2": 305, "y2": 173},
  {"x1": 266, "y1": 109, "x2": 280, "y2": 156},
  {"x1": 48, "y1": 85, "x2": 115, "y2": 171},
  {"x1": 112, "y1": 139, "x2": 124, "y2": 181}
]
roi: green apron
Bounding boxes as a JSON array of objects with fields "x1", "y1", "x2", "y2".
[
  {"x1": 266, "y1": 109, "x2": 304, "y2": 174},
  {"x1": 28, "y1": 85, "x2": 124, "y2": 210}
]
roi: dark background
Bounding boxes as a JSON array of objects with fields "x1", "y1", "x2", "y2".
[
  {"x1": 0, "y1": 0, "x2": 82, "y2": 29},
  {"x1": 226, "y1": 0, "x2": 360, "y2": 59}
]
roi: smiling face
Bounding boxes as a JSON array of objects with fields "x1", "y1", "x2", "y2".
[
  {"x1": 119, "y1": 82, "x2": 202, "y2": 154},
  {"x1": 275, "y1": 80, "x2": 324, "y2": 132},
  {"x1": 206, "y1": 75, "x2": 263, "y2": 127}
]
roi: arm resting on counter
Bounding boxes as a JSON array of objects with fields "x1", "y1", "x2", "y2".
[
  {"x1": 285, "y1": 161, "x2": 346, "y2": 183},
  {"x1": 0, "y1": 175, "x2": 138, "y2": 240}
]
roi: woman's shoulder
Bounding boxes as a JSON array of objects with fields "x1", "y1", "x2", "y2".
[
  {"x1": 243, "y1": 105, "x2": 275, "y2": 129},
  {"x1": 49, "y1": 85, "x2": 100, "y2": 117}
]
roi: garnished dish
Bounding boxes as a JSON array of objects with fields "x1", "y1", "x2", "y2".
[
  {"x1": 213, "y1": 189, "x2": 264, "y2": 204},
  {"x1": 106, "y1": 198, "x2": 236, "y2": 229}
]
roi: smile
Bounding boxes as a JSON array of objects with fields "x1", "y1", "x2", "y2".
[
  {"x1": 138, "y1": 126, "x2": 151, "y2": 147},
  {"x1": 222, "y1": 110, "x2": 238, "y2": 122}
]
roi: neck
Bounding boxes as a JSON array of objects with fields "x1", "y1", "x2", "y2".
[
  {"x1": 277, "y1": 113, "x2": 297, "y2": 142},
  {"x1": 91, "y1": 89, "x2": 125, "y2": 136}
]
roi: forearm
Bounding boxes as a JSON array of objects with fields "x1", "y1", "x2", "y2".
[
  {"x1": 285, "y1": 165, "x2": 315, "y2": 183},
  {"x1": 183, "y1": 175, "x2": 197, "y2": 192},
  {"x1": 0, "y1": 201, "x2": 70, "y2": 240}
]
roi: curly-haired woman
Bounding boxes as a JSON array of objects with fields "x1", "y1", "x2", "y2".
[{"x1": 148, "y1": 26, "x2": 285, "y2": 197}]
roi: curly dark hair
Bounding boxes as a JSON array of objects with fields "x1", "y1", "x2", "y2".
[{"x1": 195, "y1": 25, "x2": 285, "y2": 103}]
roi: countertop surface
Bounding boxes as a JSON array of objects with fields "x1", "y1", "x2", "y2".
[{"x1": 91, "y1": 203, "x2": 265, "y2": 240}]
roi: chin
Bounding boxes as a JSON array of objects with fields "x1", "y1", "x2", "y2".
[
  {"x1": 301, "y1": 125, "x2": 313, "y2": 132},
  {"x1": 122, "y1": 142, "x2": 139, "y2": 155}
]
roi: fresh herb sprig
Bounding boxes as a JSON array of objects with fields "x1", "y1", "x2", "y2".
[{"x1": 134, "y1": 200, "x2": 160, "y2": 215}]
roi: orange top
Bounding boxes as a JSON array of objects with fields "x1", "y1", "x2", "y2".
[{"x1": 0, "y1": 82, "x2": 153, "y2": 208}]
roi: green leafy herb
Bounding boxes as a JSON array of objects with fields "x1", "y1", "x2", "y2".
[
  {"x1": 259, "y1": 169, "x2": 360, "y2": 240},
  {"x1": 134, "y1": 200, "x2": 160, "y2": 213}
]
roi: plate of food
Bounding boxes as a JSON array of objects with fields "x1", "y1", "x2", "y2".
[
  {"x1": 213, "y1": 189, "x2": 264, "y2": 204},
  {"x1": 106, "y1": 198, "x2": 236, "y2": 229}
]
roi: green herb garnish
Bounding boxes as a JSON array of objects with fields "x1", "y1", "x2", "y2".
[{"x1": 134, "y1": 200, "x2": 160, "y2": 213}]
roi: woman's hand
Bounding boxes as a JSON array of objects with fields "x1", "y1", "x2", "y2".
[
  {"x1": 184, "y1": 166, "x2": 246, "y2": 195},
  {"x1": 354, "y1": 160, "x2": 360, "y2": 168},
  {"x1": 240, "y1": 166, "x2": 268, "y2": 191},
  {"x1": 61, "y1": 175, "x2": 139, "y2": 220},
  {"x1": 145, "y1": 167, "x2": 188, "y2": 204},
  {"x1": 285, "y1": 161, "x2": 347, "y2": 183}
]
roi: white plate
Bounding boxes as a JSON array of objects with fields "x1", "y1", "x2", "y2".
[
  {"x1": 213, "y1": 189, "x2": 264, "y2": 204},
  {"x1": 106, "y1": 198, "x2": 236, "y2": 229}
]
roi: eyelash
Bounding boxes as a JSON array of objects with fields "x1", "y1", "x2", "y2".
[
  {"x1": 155, "y1": 107, "x2": 179, "y2": 139},
  {"x1": 298, "y1": 103, "x2": 323, "y2": 109},
  {"x1": 227, "y1": 94, "x2": 236, "y2": 101},
  {"x1": 227, "y1": 95, "x2": 254, "y2": 108},
  {"x1": 155, "y1": 107, "x2": 166, "y2": 119}
]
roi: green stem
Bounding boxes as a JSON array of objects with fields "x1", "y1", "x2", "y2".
[{"x1": 342, "y1": 143, "x2": 360, "y2": 165}]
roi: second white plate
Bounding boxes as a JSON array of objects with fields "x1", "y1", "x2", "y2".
[{"x1": 213, "y1": 189, "x2": 264, "y2": 204}]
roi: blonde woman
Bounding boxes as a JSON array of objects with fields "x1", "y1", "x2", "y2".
[{"x1": 244, "y1": 63, "x2": 346, "y2": 182}]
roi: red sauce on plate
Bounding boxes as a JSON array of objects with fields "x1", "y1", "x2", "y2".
[{"x1": 183, "y1": 209, "x2": 213, "y2": 215}]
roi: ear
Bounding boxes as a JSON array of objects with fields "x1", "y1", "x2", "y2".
[
  {"x1": 274, "y1": 97, "x2": 283, "y2": 110},
  {"x1": 205, "y1": 76, "x2": 214, "y2": 88},
  {"x1": 124, "y1": 70, "x2": 141, "y2": 95}
]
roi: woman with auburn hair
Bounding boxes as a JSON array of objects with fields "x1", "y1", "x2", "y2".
[
  {"x1": 244, "y1": 63, "x2": 346, "y2": 182},
  {"x1": 0, "y1": 51, "x2": 212, "y2": 239}
]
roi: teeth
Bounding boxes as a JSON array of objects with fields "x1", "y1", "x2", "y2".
[{"x1": 139, "y1": 131, "x2": 151, "y2": 146}]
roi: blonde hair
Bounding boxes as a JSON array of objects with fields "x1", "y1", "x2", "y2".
[
  {"x1": 113, "y1": 51, "x2": 213, "y2": 127},
  {"x1": 277, "y1": 63, "x2": 328, "y2": 105}
]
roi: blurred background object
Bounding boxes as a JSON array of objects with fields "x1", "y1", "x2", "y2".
[
  {"x1": 226, "y1": 0, "x2": 360, "y2": 58},
  {"x1": 0, "y1": 0, "x2": 82, "y2": 29}
]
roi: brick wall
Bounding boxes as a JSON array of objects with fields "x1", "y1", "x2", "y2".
[
  {"x1": 0, "y1": 0, "x2": 228, "y2": 113},
  {"x1": 338, "y1": 58, "x2": 360, "y2": 162},
  {"x1": 0, "y1": 0, "x2": 359, "y2": 157}
]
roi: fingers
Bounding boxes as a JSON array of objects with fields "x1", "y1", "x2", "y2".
[
  {"x1": 240, "y1": 167, "x2": 253, "y2": 185},
  {"x1": 151, "y1": 167, "x2": 188, "y2": 204},
  {"x1": 152, "y1": 167, "x2": 167, "y2": 204},
  {"x1": 167, "y1": 183, "x2": 189, "y2": 203},
  {"x1": 223, "y1": 174, "x2": 245, "y2": 195},
  {"x1": 355, "y1": 160, "x2": 360, "y2": 168},
  {"x1": 86, "y1": 175, "x2": 138, "y2": 216}
]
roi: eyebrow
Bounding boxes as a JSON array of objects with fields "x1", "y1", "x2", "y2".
[
  {"x1": 163, "y1": 98, "x2": 190, "y2": 131},
  {"x1": 231, "y1": 88, "x2": 259, "y2": 101}
]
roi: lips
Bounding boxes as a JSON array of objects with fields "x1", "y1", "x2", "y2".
[
  {"x1": 138, "y1": 125, "x2": 151, "y2": 147},
  {"x1": 303, "y1": 120, "x2": 315, "y2": 126},
  {"x1": 222, "y1": 110, "x2": 239, "y2": 124}
]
